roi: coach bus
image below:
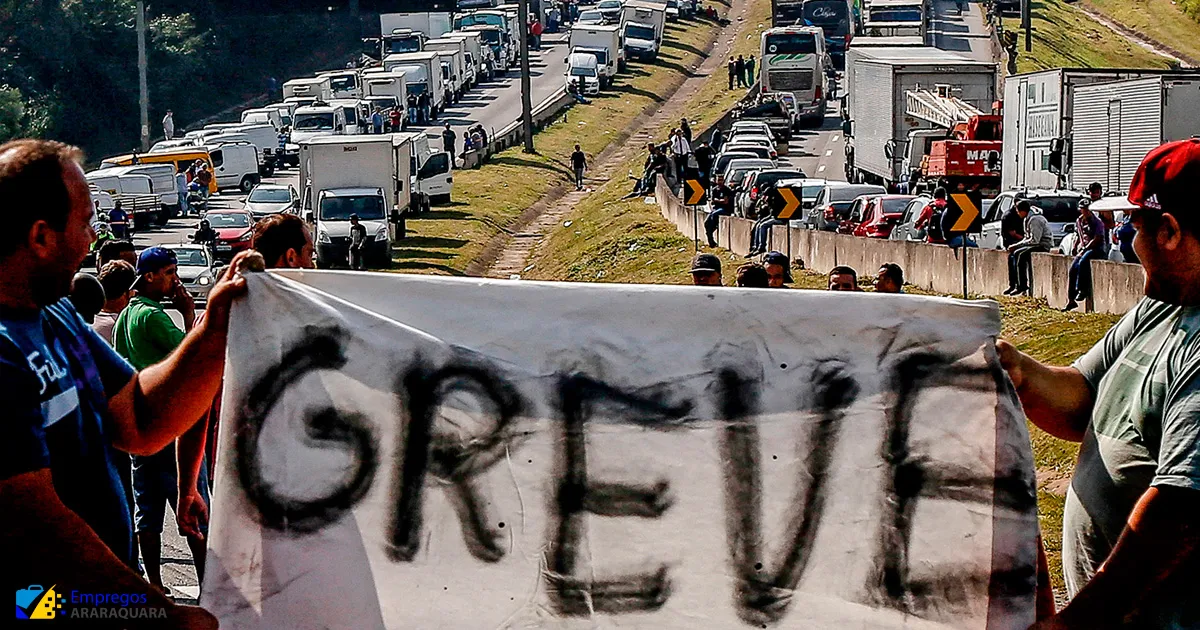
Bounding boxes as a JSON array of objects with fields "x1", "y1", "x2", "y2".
[{"x1": 760, "y1": 25, "x2": 830, "y2": 127}]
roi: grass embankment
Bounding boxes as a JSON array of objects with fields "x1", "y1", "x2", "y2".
[
  {"x1": 1083, "y1": 0, "x2": 1200, "y2": 63},
  {"x1": 389, "y1": 14, "x2": 723, "y2": 275},
  {"x1": 1003, "y1": 0, "x2": 1170, "y2": 73}
]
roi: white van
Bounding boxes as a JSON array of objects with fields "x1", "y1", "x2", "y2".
[
  {"x1": 566, "y1": 52, "x2": 601, "y2": 95},
  {"x1": 240, "y1": 107, "x2": 283, "y2": 131},
  {"x1": 203, "y1": 143, "x2": 262, "y2": 193},
  {"x1": 207, "y1": 123, "x2": 281, "y2": 171}
]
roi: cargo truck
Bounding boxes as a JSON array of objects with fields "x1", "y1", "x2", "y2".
[
  {"x1": 622, "y1": 2, "x2": 666, "y2": 48},
  {"x1": 430, "y1": 46, "x2": 469, "y2": 99},
  {"x1": 380, "y1": 12, "x2": 452, "y2": 39},
  {"x1": 362, "y1": 71, "x2": 409, "y2": 123},
  {"x1": 316, "y1": 69, "x2": 363, "y2": 99},
  {"x1": 462, "y1": 25, "x2": 513, "y2": 71},
  {"x1": 442, "y1": 31, "x2": 491, "y2": 82},
  {"x1": 1069, "y1": 76, "x2": 1200, "y2": 193},
  {"x1": 1001, "y1": 68, "x2": 1200, "y2": 191},
  {"x1": 300, "y1": 135, "x2": 413, "y2": 269},
  {"x1": 290, "y1": 101, "x2": 348, "y2": 146},
  {"x1": 282, "y1": 77, "x2": 333, "y2": 103},
  {"x1": 384, "y1": 52, "x2": 446, "y2": 117},
  {"x1": 382, "y1": 28, "x2": 427, "y2": 56},
  {"x1": 569, "y1": 24, "x2": 623, "y2": 87},
  {"x1": 843, "y1": 48, "x2": 995, "y2": 187}
]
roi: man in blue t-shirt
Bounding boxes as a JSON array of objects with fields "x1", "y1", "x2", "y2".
[{"x1": 0, "y1": 139, "x2": 250, "y2": 628}]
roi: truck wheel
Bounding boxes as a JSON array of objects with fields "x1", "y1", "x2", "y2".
[
  {"x1": 261, "y1": 163, "x2": 275, "y2": 178},
  {"x1": 239, "y1": 175, "x2": 256, "y2": 193},
  {"x1": 432, "y1": 193, "x2": 451, "y2": 206}
]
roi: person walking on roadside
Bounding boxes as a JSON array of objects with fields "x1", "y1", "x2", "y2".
[
  {"x1": 162, "y1": 110, "x2": 175, "y2": 139},
  {"x1": 669, "y1": 128, "x2": 692, "y2": 186},
  {"x1": 1005, "y1": 200, "x2": 1052, "y2": 296},
  {"x1": 571, "y1": 144, "x2": 587, "y2": 191},
  {"x1": 1064, "y1": 198, "x2": 1108, "y2": 311},
  {"x1": 442, "y1": 123, "x2": 457, "y2": 166},
  {"x1": 745, "y1": 55, "x2": 757, "y2": 86},
  {"x1": 111, "y1": 247, "x2": 212, "y2": 591},
  {"x1": 704, "y1": 173, "x2": 735, "y2": 247},
  {"x1": 735, "y1": 55, "x2": 747, "y2": 88},
  {"x1": 996, "y1": 138, "x2": 1200, "y2": 629},
  {"x1": 348, "y1": 213, "x2": 367, "y2": 271},
  {"x1": 728, "y1": 57, "x2": 737, "y2": 89},
  {"x1": 694, "y1": 141, "x2": 715, "y2": 186}
]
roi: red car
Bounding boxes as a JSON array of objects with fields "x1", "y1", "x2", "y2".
[
  {"x1": 203, "y1": 208, "x2": 255, "y2": 260},
  {"x1": 850, "y1": 195, "x2": 915, "y2": 239}
]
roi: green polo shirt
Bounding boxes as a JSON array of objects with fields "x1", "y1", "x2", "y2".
[{"x1": 112, "y1": 296, "x2": 185, "y2": 370}]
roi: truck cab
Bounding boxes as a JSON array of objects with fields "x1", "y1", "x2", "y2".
[
  {"x1": 282, "y1": 76, "x2": 333, "y2": 103},
  {"x1": 290, "y1": 101, "x2": 348, "y2": 145},
  {"x1": 462, "y1": 25, "x2": 511, "y2": 72},
  {"x1": 566, "y1": 53, "x2": 602, "y2": 95},
  {"x1": 382, "y1": 28, "x2": 426, "y2": 56},
  {"x1": 240, "y1": 107, "x2": 283, "y2": 131},
  {"x1": 317, "y1": 70, "x2": 363, "y2": 99},
  {"x1": 623, "y1": 21, "x2": 659, "y2": 61},
  {"x1": 362, "y1": 71, "x2": 409, "y2": 124}
]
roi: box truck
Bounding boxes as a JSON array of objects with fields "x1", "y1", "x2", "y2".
[
  {"x1": 844, "y1": 49, "x2": 995, "y2": 187},
  {"x1": 444, "y1": 31, "x2": 492, "y2": 81},
  {"x1": 362, "y1": 71, "x2": 409, "y2": 122},
  {"x1": 1000, "y1": 68, "x2": 1200, "y2": 191},
  {"x1": 282, "y1": 76, "x2": 333, "y2": 103},
  {"x1": 300, "y1": 135, "x2": 413, "y2": 268},
  {"x1": 384, "y1": 52, "x2": 446, "y2": 116},
  {"x1": 382, "y1": 28, "x2": 427, "y2": 56},
  {"x1": 380, "y1": 12, "x2": 452, "y2": 39},
  {"x1": 622, "y1": 2, "x2": 666, "y2": 46},
  {"x1": 316, "y1": 69, "x2": 363, "y2": 99},
  {"x1": 426, "y1": 37, "x2": 476, "y2": 89},
  {"x1": 290, "y1": 101, "x2": 349, "y2": 146},
  {"x1": 569, "y1": 24, "x2": 623, "y2": 86},
  {"x1": 1069, "y1": 76, "x2": 1200, "y2": 193},
  {"x1": 462, "y1": 25, "x2": 513, "y2": 71}
]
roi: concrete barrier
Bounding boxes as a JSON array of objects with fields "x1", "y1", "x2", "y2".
[
  {"x1": 460, "y1": 88, "x2": 575, "y2": 169},
  {"x1": 653, "y1": 183, "x2": 1144, "y2": 313}
]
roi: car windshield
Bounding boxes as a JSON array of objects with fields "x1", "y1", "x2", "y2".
[
  {"x1": 667, "y1": 0, "x2": 679, "y2": 7},
  {"x1": 207, "y1": 213, "x2": 251, "y2": 228},
  {"x1": 477, "y1": 30, "x2": 501, "y2": 44},
  {"x1": 458, "y1": 14, "x2": 503, "y2": 28},
  {"x1": 249, "y1": 188, "x2": 292, "y2": 203},
  {"x1": 170, "y1": 249, "x2": 209, "y2": 267},
  {"x1": 742, "y1": 101, "x2": 786, "y2": 117},
  {"x1": 764, "y1": 32, "x2": 818, "y2": 54},
  {"x1": 1027, "y1": 196, "x2": 1081, "y2": 223},
  {"x1": 598, "y1": 0, "x2": 621, "y2": 8},
  {"x1": 869, "y1": 7, "x2": 923, "y2": 22},
  {"x1": 830, "y1": 187, "x2": 883, "y2": 202},
  {"x1": 882, "y1": 198, "x2": 910, "y2": 214},
  {"x1": 802, "y1": 184, "x2": 825, "y2": 200},
  {"x1": 293, "y1": 113, "x2": 334, "y2": 130},
  {"x1": 579, "y1": 11, "x2": 604, "y2": 21},
  {"x1": 570, "y1": 65, "x2": 597, "y2": 76},
  {"x1": 576, "y1": 48, "x2": 608, "y2": 64},
  {"x1": 757, "y1": 171, "x2": 804, "y2": 187},
  {"x1": 385, "y1": 37, "x2": 421, "y2": 54},
  {"x1": 320, "y1": 195, "x2": 385, "y2": 221},
  {"x1": 627, "y1": 25, "x2": 656, "y2": 40}
]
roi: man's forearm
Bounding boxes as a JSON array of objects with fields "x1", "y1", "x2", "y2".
[
  {"x1": 1014, "y1": 356, "x2": 1093, "y2": 442},
  {"x1": 110, "y1": 316, "x2": 228, "y2": 455},
  {"x1": 1058, "y1": 487, "x2": 1200, "y2": 625},
  {"x1": 177, "y1": 415, "x2": 208, "y2": 499}
]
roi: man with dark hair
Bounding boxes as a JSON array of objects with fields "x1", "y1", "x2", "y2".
[
  {"x1": 763, "y1": 251, "x2": 792, "y2": 288},
  {"x1": 1088, "y1": 181, "x2": 1104, "y2": 202},
  {"x1": 1002, "y1": 139, "x2": 1200, "y2": 629},
  {"x1": 705, "y1": 173, "x2": 735, "y2": 247},
  {"x1": 252, "y1": 213, "x2": 314, "y2": 268},
  {"x1": 69, "y1": 272, "x2": 105, "y2": 324},
  {"x1": 689, "y1": 253, "x2": 723, "y2": 286},
  {"x1": 875, "y1": 263, "x2": 904, "y2": 293},
  {"x1": 93, "y1": 260, "x2": 137, "y2": 344},
  {"x1": 96, "y1": 239, "x2": 136, "y2": 273},
  {"x1": 736, "y1": 263, "x2": 770, "y2": 287},
  {"x1": 914, "y1": 187, "x2": 949, "y2": 244},
  {"x1": 1005, "y1": 200, "x2": 1053, "y2": 296},
  {"x1": 0, "y1": 139, "x2": 233, "y2": 627},
  {"x1": 828, "y1": 265, "x2": 859, "y2": 291},
  {"x1": 1064, "y1": 198, "x2": 1108, "y2": 311}
]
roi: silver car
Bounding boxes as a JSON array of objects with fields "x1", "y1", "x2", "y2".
[
  {"x1": 166, "y1": 244, "x2": 219, "y2": 304},
  {"x1": 244, "y1": 184, "x2": 298, "y2": 219}
]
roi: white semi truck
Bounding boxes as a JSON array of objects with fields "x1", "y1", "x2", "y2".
[
  {"x1": 300, "y1": 135, "x2": 414, "y2": 269},
  {"x1": 569, "y1": 24, "x2": 623, "y2": 87}
]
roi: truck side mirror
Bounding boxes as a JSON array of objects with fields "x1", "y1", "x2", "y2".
[
  {"x1": 1048, "y1": 137, "x2": 1065, "y2": 175},
  {"x1": 305, "y1": 211, "x2": 315, "y2": 223},
  {"x1": 883, "y1": 140, "x2": 895, "y2": 160},
  {"x1": 841, "y1": 119, "x2": 852, "y2": 136}
]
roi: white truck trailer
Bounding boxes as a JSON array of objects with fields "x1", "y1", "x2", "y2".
[
  {"x1": 380, "y1": 12, "x2": 452, "y2": 39},
  {"x1": 282, "y1": 76, "x2": 332, "y2": 103},
  {"x1": 300, "y1": 135, "x2": 413, "y2": 268},
  {"x1": 384, "y1": 52, "x2": 446, "y2": 117},
  {"x1": 1069, "y1": 76, "x2": 1200, "y2": 193},
  {"x1": 362, "y1": 71, "x2": 409, "y2": 122},
  {"x1": 444, "y1": 31, "x2": 492, "y2": 81},
  {"x1": 844, "y1": 48, "x2": 995, "y2": 187},
  {"x1": 569, "y1": 24, "x2": 623, "y2": 87},
  {"x1": 1000, "y1": 68, "x2": 1200, "y2": 191}
]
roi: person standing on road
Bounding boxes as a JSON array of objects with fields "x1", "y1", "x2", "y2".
[
  {"x1": 111, "y1": 247, "x2": 212, "y2": 591},
  {"x1": 1005, "y1": 200, "x2": 1052, "y2": 296},
  {"x1": 418, "y1": 92, "x2": 431, "y2": 124},
  {"x1": 175, "y1": 170, "x2": 188, "y2": 215},
  {"x1": 0, "y1": 139, "x2": 242, "y2": 628},
  {"x1": 348, "y1": 213, "x2": 367, "y2": 271},
  {"x1": 162, "y1": 110, "x2": 175, "y2": 140},
  {"x1": 442, "y1": 123, "x2": 457, "y2": 166},
  {"x1": 999, "y1": 139, "x2": 1200, "y2": 630},
  {"x1": 728, "y1": 57, "x2": 737, "y2": 89},
  {"x1": 669, "y1": 128, "x2": 691, "y2": 186},
  {"x1": 571, "y1": 144, "x2": 587, "y2": 191},
  {"x1": 735, "y1": 55, "x2": 747, "y2": 88},
  {"x1": 1064, "y1": 198, "x2": 1108, "y2": 311},
  {"x1": 680, "y1": 118, "x2": 693, "y2": 144},
  {"x1": 694, "y1": 141, "x2": 715, "y2": 186},
  {"x1": 705, "y1": 173, "x2": 735, "y2": 247},
  {"x1": 371, "y1": 108, "x2": 384, "y2": 134},
  {"x1": 745, "y1": 55, "x2": 757, "y2": 86},
  {"x1": 407, "y1": 94, "x2": 418, "y2": 125}
]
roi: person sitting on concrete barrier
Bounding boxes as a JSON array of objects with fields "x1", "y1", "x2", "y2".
[
  {"x1": 747, "y1": 183, "x2": 786, "y2": 256},
  {"x1": 736, "y1": 263, "x2": 769, "y2": 288},
  {"x1": 828, "y1": 265, "x2": 860, "y2": 291},
  {"x1": 763, "y1": 251, "x2": 792, "y2": 288},
  {"x1": 915, "y1": 187, "x2": 949, "y2": 244},
  {"x1": 690, "y1": 253, "x2": 723, "y2": 286},
  {"x1": 1065, "y1": 198, "x2": 1108, "y2": 311},
  {"x1": 875, "y1": 263, "x2": 904, "y2": 294},
  {"x1": 1005, "y1": 200, "x2": 1052, "y2": 296},
  {"x1": 694, "y1": 141, "x2": 715, "y2": 187},
  {"x1": 704, "y1": 174, "x2": 735, "y2": 247}
]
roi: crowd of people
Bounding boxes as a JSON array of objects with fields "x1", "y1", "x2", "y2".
[
  {"x1": 727, "y1": 54, "x2": 757, "y2": 89},
  {"x1": 2, "y1": 133, "x2": 1199, "y2": 629}
]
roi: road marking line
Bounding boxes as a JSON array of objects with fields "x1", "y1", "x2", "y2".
[
  {"x1": 818, "y1": 164, "x2": 826, "y2": 173},
  {"x1": 825, "y1": 149, "x2": 832, "y2": 156}
]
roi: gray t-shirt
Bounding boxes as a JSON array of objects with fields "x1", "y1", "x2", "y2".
[{"x1": 1068, "y1": 298, "x2": 1200, "y2": 627}]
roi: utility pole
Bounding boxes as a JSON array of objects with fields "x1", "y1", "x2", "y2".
[
  {"x1": 517, "y1": 0, "x2": 535, "y2": 153},
  {"x1": 1021, "y1": 0, "x2": 1032, "y2": 52},
  {"x1": 137, "y1": 0, "x2": 150, "y2": 151}
]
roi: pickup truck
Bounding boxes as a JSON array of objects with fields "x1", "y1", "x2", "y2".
[{"x1": 734, "y1": 99, "x2": 794, "y2": 142}]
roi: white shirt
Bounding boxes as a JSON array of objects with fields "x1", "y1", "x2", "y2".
[
  {"x1": 670, "y1": 135, "x2": 691, "y2": 157},
  {"x1": 92, "y1": 310, "x2": 120, "y2": 345}
]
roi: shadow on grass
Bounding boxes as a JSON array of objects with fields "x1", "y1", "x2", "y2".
[
  {"x1": 614, "y1": 84, "x2": 666, "y2": 103},
  {"x1": 393, "y1": 235, "x2": 469, "y2": 250},
  {"x1": 490, "y1": 155, "x2": 573, "y2": 177},
  {"x1": 389, "y1": 260, "x2": 468, "y2": 275}
]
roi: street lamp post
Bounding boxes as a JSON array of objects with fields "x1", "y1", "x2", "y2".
[
  {"x1": 137, "y1": 0, "x2": 150, "y2": 151},
  {"x1": 517, "y1": 0, "x2": 535, "y2": 153}
]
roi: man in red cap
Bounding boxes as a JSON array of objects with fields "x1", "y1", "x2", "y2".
[{"x1": 998, "y1": 138, "x2": 1200, "y2": 628}]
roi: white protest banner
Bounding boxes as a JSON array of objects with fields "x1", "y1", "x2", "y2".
[{"x1": 201, "y1": 271, "x2": 1038, "y2": 629}]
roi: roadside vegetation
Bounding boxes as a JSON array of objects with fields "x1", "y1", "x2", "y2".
[
  {"x1": 1004, "y1": 0, "x2": 1171, "y2": 72},
  {"x1": 1083, "y1": 0, "x2": 1200, "y2": 63},
  {"x1": 393, "y1": 11, "x2": 726, "y2": 275}
]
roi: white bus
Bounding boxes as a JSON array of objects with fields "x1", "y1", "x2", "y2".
[{"x1": 760, "y1": 25, "x2": 830, "y2": 127}]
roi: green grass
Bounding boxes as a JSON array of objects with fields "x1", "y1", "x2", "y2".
[
  {"x1": 390, "y1": 16, "x2": 722, "y2": 275},
  {"x1": 1084, "y1": 0, "x2": 1200, "y2": 63},
  {"x1": 1004, "y1": 0, "x2": 1171, "y2": 73}
]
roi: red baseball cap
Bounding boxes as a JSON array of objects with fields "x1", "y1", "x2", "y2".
[{"x1": 1127, "y1": 137, "x2": 1200, "y2": 212}]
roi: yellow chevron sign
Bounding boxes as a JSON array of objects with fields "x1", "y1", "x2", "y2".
[
  {"x1": 950, "y1": 193, "x2": 983, "y2": 232},
  {"x1": 685, "y1": 179, "x2": 706, "y2": 206},
  {"x1": 775, "y1": 187, "x2": 802, "y2": 220}
]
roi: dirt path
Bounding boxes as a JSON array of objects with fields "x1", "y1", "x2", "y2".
[
  {"x1": 1078, "y1": 4, "x2": 1197, "y2": 67},
  {"x1": 477, "y1": 1, "x2": 754, "y2": 279}
]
